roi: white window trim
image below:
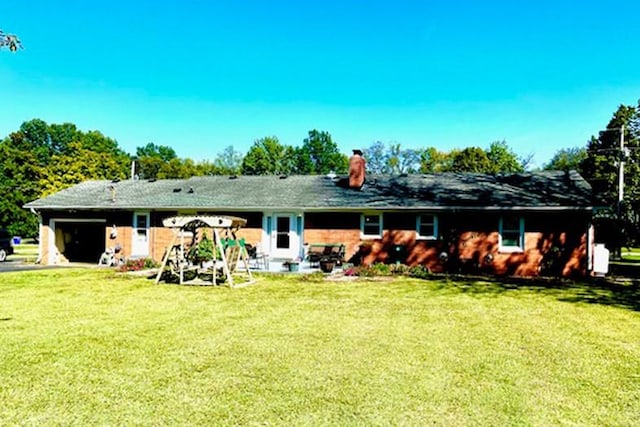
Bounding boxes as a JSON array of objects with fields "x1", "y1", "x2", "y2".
[
  {"x1": 416, "y1": 214, "x2": 438, "y2": 240},
  {"x1": 131, "y1": 211, "x2": 151, "y2": 257},
  {"x1": 499, "y1": 216, "x2": 525, "y2": 253},
  {"x1": 360, "y1": 213, "x2": 383, "y2": 239}
]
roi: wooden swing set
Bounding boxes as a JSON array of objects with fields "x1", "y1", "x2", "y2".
[{"x1": 154, "y1": 215, "x2": 254, "y2": 288}]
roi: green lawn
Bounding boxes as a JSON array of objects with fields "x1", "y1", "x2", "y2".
[
  {"x1": 622, "y1": 248, "x2": 640, "y2": 262},
  {"x1": 12, "y1": 242, "x2": 39, "y2": 260},
  {"x1": 1, "y1": 270, "x2": 639, "y2": 425}
]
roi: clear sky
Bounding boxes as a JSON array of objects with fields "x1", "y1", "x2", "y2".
[{"x1": 1, "y1": 0, "x2": 639, "y2": 168}]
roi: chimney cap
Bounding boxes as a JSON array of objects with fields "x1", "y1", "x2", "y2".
[{"x1": 352, "y1": 149, "x2": 363, "y2": 155}]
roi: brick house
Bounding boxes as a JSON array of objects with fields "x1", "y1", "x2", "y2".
[{"x1": 24, "y1": 169, "x2": 593, "y2": 277}]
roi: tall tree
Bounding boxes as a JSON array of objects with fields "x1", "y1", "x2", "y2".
[
  {"x1": 0, "y1": 120, "x2": 131, "y2": 237},
  {"x1": 241, "y1": 136, "x2": 296, "y2": 175},
  {"x1": 363, "y1": 141, "x2": 388, "y2": 174},
  {"x1": 544, "y1": 147, "x2": 587, "y2": 171},
  {"x1": 450, "y1": 147, "x2": 493, "y2": 173},
  {"x1": 363, "y1": 141, "x2": 421, "y2": 174},
  {"x1": 485, "y1": 140, "x2": 525, "y2": 173},
  {"x1": 580, "y1": 103, "x2": 640, "y2": 248},
  {"x1": 18, "y1": 119, "x2": 54, "y2": 165},
  {"x1": 40, "y1": 141, "x2": 130, "y2": 196},
  {"x1": 420, "y1": 147, "x2": 455, "y2": 173},
  {"x1": 296, "y1": 130, "x2": 348, "y2": 174},
  {"x1": 0, "y1": 134, "x2": 43, "y2": 237},
  {"x1": 134, "y1": 143, "x2": 178, "y2": 179},
  {"x1": 214, "y1": 145, "x2": 243, "y2": 175},
  {"x1": 386, "y1": 143, "x2": 421, "y2": 174}
]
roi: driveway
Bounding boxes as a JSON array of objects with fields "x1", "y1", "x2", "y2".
[{"x1": 0, "y1": 258, "x2": 96, "y2": 273}]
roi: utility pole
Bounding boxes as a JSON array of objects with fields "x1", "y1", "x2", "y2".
[{"x1": 618, "y1": 124, "x2": 625, "y2": 215}]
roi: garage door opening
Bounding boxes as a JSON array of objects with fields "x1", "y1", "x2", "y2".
[{"x1": 54, "y1": 221, "x2": 105, "y2": 263}]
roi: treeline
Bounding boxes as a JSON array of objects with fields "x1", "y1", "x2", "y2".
[{"x1": 2, "y1": 101, "x2": 639, "y2": 242}]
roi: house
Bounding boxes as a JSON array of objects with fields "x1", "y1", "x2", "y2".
[{"x1": 24, "y1": 165, "x2": 594, "y2": 277}]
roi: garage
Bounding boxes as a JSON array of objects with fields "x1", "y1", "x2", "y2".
[{"x1": 52, "y1": 220, "x2": 106, "y2": 263}]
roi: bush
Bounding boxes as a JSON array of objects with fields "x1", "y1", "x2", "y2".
[
  {"x1": 407, "y1": 265, "x2": 432, "y2": 279},
  {"x1": 117, "y1": 258, "x2": 159, "y2": 272},
  {"x1": 343, "y1": 263, "x2": 432, "y2": 279}
]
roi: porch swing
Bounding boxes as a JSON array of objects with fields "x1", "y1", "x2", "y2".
[{"x1": 154, "y1": 215, "x2": 254, "y2": 288}]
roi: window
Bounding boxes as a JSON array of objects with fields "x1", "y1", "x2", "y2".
[
  {"x1": 416, "y1": 214, "x2": 438, "y2": 239},
  {"x1": 361, "y1": 213, "x2": 382, "y2": 238},
  {"x1": 499, "y1": 215, "x2": 524, "y2": 252}
]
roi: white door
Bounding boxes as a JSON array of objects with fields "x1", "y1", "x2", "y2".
[
  {"x1": 132, "y1": 212, "x2": 150, "y2": 257},
  {"x1": 271, "y1": 213, "x2": 299, "y2": 259}
]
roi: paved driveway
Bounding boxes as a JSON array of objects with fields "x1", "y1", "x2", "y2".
[{"x1": 0, "y1": 257, "x2": 94, "y2": 273}]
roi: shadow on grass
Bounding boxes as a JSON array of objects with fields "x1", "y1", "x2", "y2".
[{"x1": 427, "y1": 274, "x2": 640, "y2": 312}]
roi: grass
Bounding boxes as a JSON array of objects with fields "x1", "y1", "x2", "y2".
[
  {"x1": 12, "y1": 242, "x2": 39, "y2": 261},
  {"x1": 1, "y1": 270, "x2": 639, "y2": 425},
  {"x1": 622, "y1": 247, "x2": 640, "y2": 262}
]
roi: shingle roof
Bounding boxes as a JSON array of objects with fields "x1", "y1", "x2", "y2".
[{"x1": 24, "y1": 171, "x2": 592, "y2": 211}]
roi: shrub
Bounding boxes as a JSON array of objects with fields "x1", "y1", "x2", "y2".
[
  {"x1": 407, "y1": 265, "x2": 432, "y2": 279},
  {"x1": 342, "y1": 263, "x2": 431, "y2": 279},
  {"x1": 117, "y1": 258, "x2": 159, "y2": 272}
]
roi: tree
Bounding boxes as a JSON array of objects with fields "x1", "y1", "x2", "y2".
[
  {"x1": 0, "y1": 30, "x2": 22, "y2": 51},
  {"x1": 214, "y1": 145, "x2": 243, "y2": 175},
  {"x1": 296, "y1": 130, "x2": 348, "y2": 174},
  {"x1": 580, "y1": 102, "x2": 640, "y2": 249},
  {"x1": 363, "y1": 141, "x2": 388, "y2": 174},
  {"x1": 241, "y1": 137, "x2": 296, "y2": 175},
  {"x1": 134, "y1": 143, "x2": 178, "y2": 179},
  {"x1": 543, "y1": 147, "x2": 587, "y2": 171},
  {"x1": 363, "y1": 141, "x2": 421, "y2": 174},
  {"x1": 386, "y1": 143, "x2": 420, "y2": 174},
  {"x1": 450, "y1": 147, "x2": 493, "y2": 173},
  {"x1": 40, "y1": 142, "x2": 130, "y2": 196},
  {"x1": 485, "y1": 140, "x2": 525, "y2": 173},
  {"x1": 0, "y1": 134, "x2": 44, "y2": 237},
  {"x1": 135, "y1": 143, "x2": 177, "y2": 162},
  {"x1": 0, "y1": 120, "x2": 131, "y2": 237},
  {"x1": 18, "y1": 119, "x2": 54, "y2": 165},
  {"x1": 419, "y1": 147, "x2": 455, "y2": 173}
]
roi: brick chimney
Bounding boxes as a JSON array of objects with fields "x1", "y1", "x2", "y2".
[{"x1": 349, "y1": 149, "x2": 366, "y2": 189}]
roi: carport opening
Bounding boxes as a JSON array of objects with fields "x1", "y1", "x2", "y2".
[{"x1": 54, "y1": 222, "x2": 105, "y2": 263}]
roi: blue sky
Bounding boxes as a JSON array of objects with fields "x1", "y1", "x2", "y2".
[{"x1": 1, "y1": 1, "x2": 639, "y2": 168}]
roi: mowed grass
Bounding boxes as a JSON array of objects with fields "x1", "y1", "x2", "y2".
[
  {"x1": 622, "y1": 247, "x2": 640, "y2": 262},
  {"x1": 1, "y1": 270, "x2": 639, "y2": 425},
  {"x1": 12, "y1": 243, "x2": 39, "y2": 260}
]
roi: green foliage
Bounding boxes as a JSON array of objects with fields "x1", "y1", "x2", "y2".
[
  {"x1": 241, "y1": 136, "x2": 296, "y2": 175},
  {"x1": 451, "y1": 147, "x2": 493, "y2": 173},
  {"x1": 420, "y1": 147, "x2": 455, "y2": 172},
  {"x1": 134, "y1": 143, "x2": 180, "y2": 179},
  {"x1": 485, "y1": 140, "x2": 525, "y2": 173},
  {"x1": 116, "y1": 257, "x2": 159, "y2": 272},
  {"x1": 343, "y1": 263, "x2": 432, "y2": 279},
  {"x1": 544, "y1": 147, "x2": 588, "y2": 171},
  {"x1": 213, "y1": 145, "x2": 243, "y2": 175},
  {"x1": 417, "y1": 142, "x2": 525, "y2": 174},
  {"x1": 40, "y1": 141, "x2": 130, "y2": 196},
  {"x1": 580, "y1": 102, "x2": 640, "y2": 247},
  {"x1": 135, "y1": 142, "x2": 177, "y2": 162},
  {"x1": 363, "y1": 141, "x2": 420, "y2": 174},
  {"x1": 193, "y1": 235, "x2": 215, "y2": 261},
  {"x1": 0, "y1": 119, "x2": 131, "y2": 236},
  {"x1": 297, "y1": 129, "x2": 348, "y2": 174}
]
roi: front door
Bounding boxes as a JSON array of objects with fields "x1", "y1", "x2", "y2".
[
  {"x1": 271, "y1": 213, "x2": 298, "y2": 259},
  {"x1": 131, "y1": 211, "x2": 150, "y2": 257}
]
